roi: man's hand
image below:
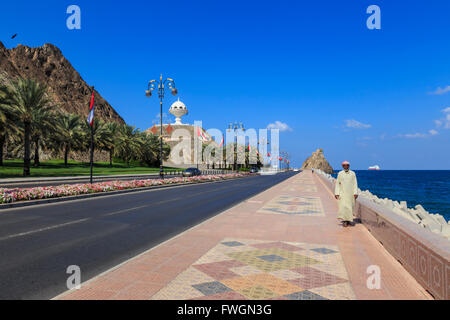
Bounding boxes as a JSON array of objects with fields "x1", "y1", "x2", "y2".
[
  {"x1": 354, "y1": 194, "x2": 358, "y2": 199},
  {"x1": 335, "y1": 195, "x2": 340, "y2": 200}
]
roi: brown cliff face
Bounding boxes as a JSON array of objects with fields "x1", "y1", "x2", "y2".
[
  {"x1": 0, "y1": 41, "x2": 124, "y2": 124},
  {"x1": 301, "y1": 148, "x2": 334, "y2": 174}
]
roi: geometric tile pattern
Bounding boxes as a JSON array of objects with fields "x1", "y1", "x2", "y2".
[
  {"x1": 311, "y1": 248, "x2": 338, "y2": 255},
  {"x1": 292, "y1": 178, "x2": 315, "y2": 185},
  {"x1": 283, "y1": 185, "x2": 318, "y2": 193},
  {"x1": 284, "y1": 290, "x2": 329, "y2": 300},
  {"x1": 192, "y1": 281, "x2": 231, "y2": 296},
  {"x1": 152, "y1": 239, "x2": 355, "y2": 300},
  {"x1": 257, "y1": 196, "x2": 325, "y2": 216},
  {"x1": 222, "y1": 241, "x2": 245, "y2": 247}
]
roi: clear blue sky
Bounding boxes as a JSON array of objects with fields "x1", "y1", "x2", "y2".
[{"x1": 1, "y1": 0, "x2": 449, "y2": 169}]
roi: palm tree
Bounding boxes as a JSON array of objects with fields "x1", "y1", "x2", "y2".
[
  {"x1": 0, "y1": 83, "x2": 19, "y2": 166},
  {"x1": 30, "y1": 108, "x2": 57, "y2": 166},
  {"x1": 83, "y1": 118, "x2": 111, "y2": 146},
  {"x1": 102, "y1": 121, "x2": 119, "y2": 166},
  {"x1": 139, "y1": 132, "x2": 170, "y2": 167},
  {"x1": 114, "y1": 124, "x2": 144, "y2": 166},
  {"x1": 54, "y1": 113, "x2": 83, "y2": 166},
  {"x1": 91, "y1": 119, "x2": 112, "y2": 157},
  {"x1": 0, "y1": 85, "x2": 10, "y2": 166},
  {"x1": 3, "y1": 78, "x2": 51, "y2": 175}
]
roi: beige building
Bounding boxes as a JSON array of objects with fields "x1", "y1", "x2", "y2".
[{"x1": 145, "y1": 99, "x2": 221, "y2": 169}]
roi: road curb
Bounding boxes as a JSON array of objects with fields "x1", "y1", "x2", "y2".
[{"x1": 0, "y1": 175, "x2": 253, "y2": 210}]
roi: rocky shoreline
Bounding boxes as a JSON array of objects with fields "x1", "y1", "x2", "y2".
[{"x1": 314, "y1": 169, "x2": 450, "y2": 240}]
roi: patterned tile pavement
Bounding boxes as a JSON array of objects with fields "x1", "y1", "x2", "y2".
[
  {"x1": 152, "y1": 238, "x2": 355, "y2": 300},
  {"x1": 58, "y1": 170, "x2": 432, "y2": 300},
  {"x1": 257, "y1": 195, "x2": 324, "y2": 216},
  {"x1": 283, "y1": 185, "x2": 318, "y2": 193}
]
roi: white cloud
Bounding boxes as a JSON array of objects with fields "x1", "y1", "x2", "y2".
[
  {"x1": 398, "y1": 129, "x2": 438, "y2": 139},
  {"x1": 345, "y1": 119, "x2": 371, "y2": 129},
  {"x1": 429, "y1": 129, "x2": 439, "y2": 136},
  {"x1": 402, "y1": 133, "x2": 427, "y2": 138},
  {"x1": 434, "y1": 107, "x2": 450, "y2": 129},
  {"x1": 267, "y1": 121, "x2": 292, "y2": 132},
  {"x1": 428, "y1": 86, "x2": 450, "y2": 95}
]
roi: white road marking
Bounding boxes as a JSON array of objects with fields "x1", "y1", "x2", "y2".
[
  {"x1": 102, "y1": 205, "x2": 149, "y2": 217},
  {"x1": 0, "y1": 218, "x2": 90, "y2": 241}
]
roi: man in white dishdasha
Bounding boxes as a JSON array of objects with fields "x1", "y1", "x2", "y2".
[{"x1": 334, "y1": 161, "x2": 358, "y2": 227}]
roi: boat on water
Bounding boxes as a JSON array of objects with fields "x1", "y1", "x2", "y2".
[{"x1": 368, "y1": 165, "x2": 380, "y2": 171}]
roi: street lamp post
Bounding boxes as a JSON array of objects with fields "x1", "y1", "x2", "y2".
[
  {"x1": 257, "y1": 138, "x2": 269, "y2": 169},
  {"x1": 280, "y1": 150, "x2": 290, "y2": 172},
  {"x1": 228, "y1": 121, "x2": 244, "y2": 172},
  {"x1": 146, "y1": 74, "x2": 178, "y2": 179}
]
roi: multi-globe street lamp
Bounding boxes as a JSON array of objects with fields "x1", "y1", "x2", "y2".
[
  {"x1": 280, "y1": 150, "x2": 290, "y2": 171},
  {"x1": 257, "y1": 138, "x2": 270, "y2": 168},
  {"x1": 228, "y1": 121, "x2": 244, "y2": 172},
  {"x1": 146, "y1": 74, "x2": 178, "y2": 179}
]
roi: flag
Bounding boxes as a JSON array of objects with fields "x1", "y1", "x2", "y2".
[
  {"x1": 219, "y1": 136, "x2": 224, "y2": 147},
  {"x1": 150, "y1": 124, "x2": 158, "y2": 135},
  {"x1": 166, "y1": 123, "x2": 174, "y2": 135},
  {"x1": 86, "y1": 90, "x2": 95, "y2": 127},
  {"x1": 197, "y1": 127, "x2": 209, "y2": 142}
]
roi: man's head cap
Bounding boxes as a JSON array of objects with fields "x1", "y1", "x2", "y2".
[{"x1": 342, "y1": 161, "x2": 350, "y2": 166}]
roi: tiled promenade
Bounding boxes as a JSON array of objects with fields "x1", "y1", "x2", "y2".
[{"x1": 58, "y1": 171, "x2": 431, "y2": 300}]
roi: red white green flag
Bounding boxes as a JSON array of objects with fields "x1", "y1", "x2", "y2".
[{"x1": 86, "y1": 91, "x2": 95, "y2": 127}]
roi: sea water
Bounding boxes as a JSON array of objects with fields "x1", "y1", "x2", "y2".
[{"x1": 332, "y1": 170, "x2": 450, "y2": 222}]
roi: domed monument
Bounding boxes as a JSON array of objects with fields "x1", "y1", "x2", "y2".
[
  {"x1": 145, "y1": 98, "x2": 218, "y2": 169},
  {"x1": 169, "y1": 98, "x2": 188, "y2": 125}
]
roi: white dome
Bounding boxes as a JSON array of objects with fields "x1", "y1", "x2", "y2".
[
  {"x1": 170, "y1": 98, "x2": 187, "y2": 111},
  {"x1": 169, "y1": 98, "x2": 188, "y2": 124}
]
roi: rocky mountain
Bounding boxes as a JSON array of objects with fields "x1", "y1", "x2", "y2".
[
  {"x1": 301, "y1": 148, "x2": 334, "y2": 174},
  {"x1": 0, "y1": 41, "x2": 124, "y2": 124}
]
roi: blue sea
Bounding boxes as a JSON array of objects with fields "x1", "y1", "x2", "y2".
[{"x1": 332, "y1": 170, "x2": 450, "y2": 222}]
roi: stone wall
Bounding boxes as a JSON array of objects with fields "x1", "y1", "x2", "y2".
[{"x1": 314, "y1": 169, "x2": 450, "y2": 300}]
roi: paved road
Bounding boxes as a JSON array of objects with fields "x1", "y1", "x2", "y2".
[{"x1": 0, "y1": 172, "x2": 296, "y2": 299}]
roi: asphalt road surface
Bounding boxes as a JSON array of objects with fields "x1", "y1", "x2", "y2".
[{"x1": 0, "y1": 171, "x2": 296, "y2": 299}]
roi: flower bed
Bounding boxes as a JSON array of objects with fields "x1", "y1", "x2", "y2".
[{"x1": 0, "y1": 173, "x2": 251, "y2": 204}]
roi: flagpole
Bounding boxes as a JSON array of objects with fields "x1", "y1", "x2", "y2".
[
  {"x1": 89, "y1": 86, "x2": 95, "y2": 184},
  {"x1": 90, "y1": 124, "x2": 94, "y2": 184}
]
